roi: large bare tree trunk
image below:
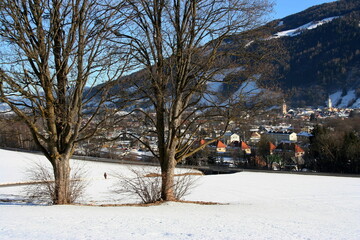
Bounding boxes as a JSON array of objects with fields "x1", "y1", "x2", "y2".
[
  {"x1": 160, "y1": 152, "x2": 177, "y2": 201},
  {"x1": 53, "y1": 156, "x2": 71, "y2": 204}
]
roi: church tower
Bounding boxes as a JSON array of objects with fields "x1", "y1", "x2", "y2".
[
  {"x1": 327, "y1": 96, "x2": 332, "y2": 110},
  {"x1": 282, "y1": 100, "x2": 287, "y2": 115}
]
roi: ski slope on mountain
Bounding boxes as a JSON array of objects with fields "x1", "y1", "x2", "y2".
[
  {"x1": 270, "y1": 16, "x2": 339, "y2": 38},
  {"x1": 329, "y1": 89, "x2": 360, "y2": 108}
]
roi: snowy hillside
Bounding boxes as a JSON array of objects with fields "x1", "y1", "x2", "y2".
[
  {"x1": 329, "y1": 89, "x2": 360, "y2": 108},
  {"x1": 1, "y1": 149, "x2": 360, "y2": 240},
  {"x1": 202, "y1": 67, "x2": 264, "y2": 106},
  {"x1": 269, "y1": 16, "x2": 339, "y2": 39}
]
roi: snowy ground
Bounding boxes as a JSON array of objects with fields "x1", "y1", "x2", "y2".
[{"x1": 1, "y1": 149, "x2": 360, "y2": 240}]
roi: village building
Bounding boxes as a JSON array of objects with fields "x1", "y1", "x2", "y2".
[
  {"x1": 282, "y1": 100, "x2": 287, "y2": 115},
  {"x1": 273, "y1": 142, "x2": 306, "y2": 170},
  {"x1": 249, "y1": 132, "x2": 261, "y2": 143},
  {"x1": 223, "y1": 132, "x2": 240, "y2": 145},
  {"x1": 267, "y1": 142, "x2": 277, "y2": 155},
  {"x1": 216, "y1": 140, "x2": 227, "y2": 153},
  {"x1": 230, "y1": 133, "x2": 240, "y2": 144},
  {"x1": 239, "y1": 141, "x2": 251, "y2": 155},
  {"x1": 266, "y1": 131, "x2": 297, "y2": 144},
  {"x1": 274, "y1": 142, "x2": 305, "y2": 157}
]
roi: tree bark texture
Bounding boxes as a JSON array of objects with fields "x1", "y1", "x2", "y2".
[
  {"x1": 53, "y1": 156, "x2": 71, "y2": 204},
  {"x1": 160, "y1": 154, "x2": 177, "y2": 201}
]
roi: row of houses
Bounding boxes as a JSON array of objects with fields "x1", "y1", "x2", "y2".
[
  {"x1": 199, "y1": 129, "x2": 307, "y2": 169},
  {"x1": 207, "y1": 139, "x2": 305, "y2": 158},
  {"x1": 219, "y1": 129, "x2": 313, "y2": 145}
]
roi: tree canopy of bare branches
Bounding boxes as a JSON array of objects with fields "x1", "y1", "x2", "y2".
[
  {"x1": 113, "y1": 0, "x2": 277, "y2": 201},
  {"x1": 0, "y1": 0, "x2": 128, "y2": 204}
]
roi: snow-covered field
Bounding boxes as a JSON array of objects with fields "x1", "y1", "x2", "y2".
[{"x1": 1, "y1": 149, "x2": 360, "y2": 240}]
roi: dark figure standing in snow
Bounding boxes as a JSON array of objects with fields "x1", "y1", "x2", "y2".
[{"x1": 104, "y1": 172, "x2": 107, "y2": 179}]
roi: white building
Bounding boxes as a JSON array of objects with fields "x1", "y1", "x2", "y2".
[
  {"x1": 223, "y1": 132, "x2": 240, "y2": 145},
  {"x1": 230, "y1": 133, "x2": 240, "y2": 143},
  {"x1": 266, "y1": 131, "x2": 298, "y2": 144}
]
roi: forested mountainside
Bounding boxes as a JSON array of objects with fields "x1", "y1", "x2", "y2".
[
  {"x1": 89, "y1": 0, "x2": 360, "y2": 109},
  {"x1": 268, "y1": 0, "x2": 360, "y2": 107}
]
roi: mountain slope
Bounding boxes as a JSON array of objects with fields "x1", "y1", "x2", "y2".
[
  {"x1": 268, "y1": 0, "x2": 360, "y2": 107},
  {"x1": 88, "y1": 0, "x2": 360, "y2": 109}
]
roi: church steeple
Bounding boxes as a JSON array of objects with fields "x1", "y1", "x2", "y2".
[
  {"x1": 327, "y1": 96, "x2": 332, "y2": 109},
  {"x1": 282, "y1": 99, "x2": 287, "y2": 115}
]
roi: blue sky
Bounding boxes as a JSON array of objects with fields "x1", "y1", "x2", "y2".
[{"x1": 272, "y1": 0, "x2": 336, "y2": 19}]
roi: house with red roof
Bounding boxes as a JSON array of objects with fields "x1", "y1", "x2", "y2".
[
  {"x1": 294, "y1": 144, "x2": 305, "y2": 158},
  {"x1": 267, "y1": 142, "x2": 277, "y2": 155},
  {"x1": 216, "y1": 140, "x2": 227, "y2": 153},
  {"x1": 274, "y1": 142, "x2": 305, "y2": 170},
  {"x1": 239, "y1": 141, "x2": 251, "y2": 155},
  {"x1": 275, "y1": 142, "x2": 305, "y2": 157}
]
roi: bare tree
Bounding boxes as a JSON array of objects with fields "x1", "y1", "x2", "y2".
[
  {"x1": 25, "y1": 160, "x2": 88, "y2": 204},
  {"x1": 112, "y1": 0, "x2": 278, "y2": 201},
  {"x1": 0, "y1": 0, "x2": 128, "y2": 204},
  {"x1": 112, "y1": 167, "x2": 198, "y2": 204}
]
